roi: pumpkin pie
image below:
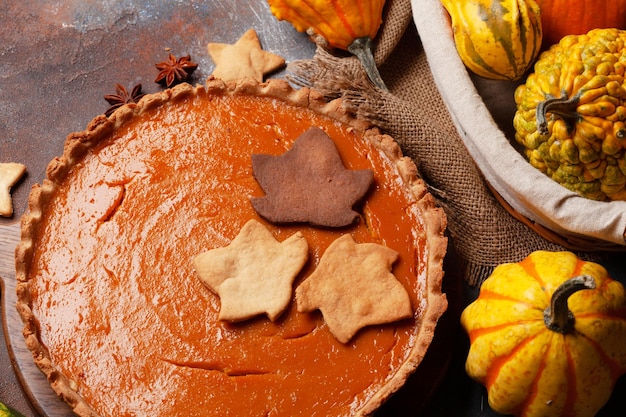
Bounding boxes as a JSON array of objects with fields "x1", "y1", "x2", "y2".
[{"x1": 15, "y1": 78, "x2": 448, "y2": 416}]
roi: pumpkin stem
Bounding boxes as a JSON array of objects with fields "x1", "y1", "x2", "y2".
[
  {"x1": 536, "y1": 92, "x2": 581, "y2": 135},
  {"x1": 347, "y1": 37, "x2": 388, "y2": 92},
  {"x1": 544, "y1": 275, "x2": 596, "y2": 334}
]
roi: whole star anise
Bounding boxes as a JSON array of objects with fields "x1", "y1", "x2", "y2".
[
  {"x1": 154, "y1": 53, "x2": 198, "y2": 87},
  {"x1": 103, "y1": 83, "x2": 145, "y2": 117}
]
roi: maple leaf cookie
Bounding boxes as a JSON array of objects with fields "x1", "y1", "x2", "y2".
[
  {"x1": 193, "y1": 219, "x2": 309, "y2": 322},
  {"x1": 251, "y1": 127, "x2": 373, "y2": 227},
  {"x1": 296, "y1": 234, "x2": 413, "y2": 343}
]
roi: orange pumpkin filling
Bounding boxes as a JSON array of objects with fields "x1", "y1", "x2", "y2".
[{"x1": 19, "y1": 82, "x2": 445, "y2": 416}]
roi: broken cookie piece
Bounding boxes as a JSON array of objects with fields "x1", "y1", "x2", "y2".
[
  {"x1": 193, "y1": 219, "x2": 309, "y2": 322},
  {"x1": 0, "y1": 162, "x2": 26, "y2": 217},
  {"x1": 295, "y1": 234, "x2": 412, "y2": 343},
  {"x1": 251, "y1": 127, "x2": 373, "y2": 227}
]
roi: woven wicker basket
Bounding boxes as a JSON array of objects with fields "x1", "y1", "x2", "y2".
[{"x1": 413, "y1": 0, "x2": 626, "y2": 252}]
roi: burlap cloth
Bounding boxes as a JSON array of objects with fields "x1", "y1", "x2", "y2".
[{"x1": 287, "y1": 0, "x2": 613, "y2": 285}]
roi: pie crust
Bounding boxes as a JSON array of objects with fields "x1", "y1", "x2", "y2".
[{"x1": 16, "y1": 78, "x2": 448, "y2": 417}]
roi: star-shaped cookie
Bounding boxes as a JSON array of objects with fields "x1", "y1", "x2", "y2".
[
  {"x1": 0, "y1": 162, "x2": 26, "y2": 217},
  {"x1": 193, "y1": 219, "x2": 309, "y2": 322},
  {"x1": 207, "y1": 28, "x2": 285, "y2": 82},
  {"x1": 295, "y1": 234, "x2": 412, "y2": 343},
  {"x1": 251, "y1": 127, "x2": 374, "y2": 227}
]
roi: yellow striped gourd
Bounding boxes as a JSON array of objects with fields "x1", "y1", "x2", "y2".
[
  {"x1": 441, "y1": 0, "x2": 543, "y2": 81},
  {"x1": 461, "y1": 251, "x2": 626, "y2": 417}
]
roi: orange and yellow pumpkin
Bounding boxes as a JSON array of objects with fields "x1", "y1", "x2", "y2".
[
  {"x1": 266, "y1": 0, "x2": 385, "y2": 50},
  {"x1": 266, "y1": 0, "x2": 388, "y2": 90},
  {"x1": 461, "y1": 251, "x2": 626, "y2": 417}
]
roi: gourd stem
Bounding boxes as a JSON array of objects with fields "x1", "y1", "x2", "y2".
[
  {"x1": 348, "y1": 37, "x2": 388, "y2": 92},
  {"x1": 544, "y1": 275, "x2": 596, "y2": 334},
  {"x1": 536, "y1": 92, "x2": 581, "y2": 135}
]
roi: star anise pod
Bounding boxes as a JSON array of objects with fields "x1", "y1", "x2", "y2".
[
  {"x1": 103, "y1": 83, "x2": 145, "y2": 117},
  {"x1": 154, "y1": 53, "x2": 198, "y2": 87}
]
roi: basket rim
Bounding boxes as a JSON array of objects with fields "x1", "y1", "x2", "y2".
[{"x1": 486, "y1": 181, "x2": 626, "y2": 252}]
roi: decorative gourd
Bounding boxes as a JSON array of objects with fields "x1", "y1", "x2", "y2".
[
  {"x1": 536, "y1": 0, "x2": 626, "y2": 48},
  {"x1": 461, "y1": 251, "x2": 626, "y2": 417},
  {"x1": 0, "y1": 402, "x2": 25, "y2": 417},
  {"x1": 266, "y1": 0, "x2": 388, "y2": 90},
  {"x1": 440, "y1": 0, "x2": 543, "y2": 80},
  {"x1": 513, "y1": 28, "x2": 626, "y2": 201}
]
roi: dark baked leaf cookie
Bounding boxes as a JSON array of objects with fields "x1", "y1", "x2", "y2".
[{"x1": 251, "y1": 127, "x2": 373, "y2": 227}]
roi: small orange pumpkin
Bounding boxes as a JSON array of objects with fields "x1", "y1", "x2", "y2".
[
  {"x1": 266, "y1": 0, "x2": 388, "y2": 90},
  {"x1": 536, "y1": 0, "x2": 626, "y2": 47},
  {"x1": 266, "y1": 0, "x2": 385, "y2": 51},
  {"x1": 461, "y1": 251, "x2": 626, "y2": 417}
]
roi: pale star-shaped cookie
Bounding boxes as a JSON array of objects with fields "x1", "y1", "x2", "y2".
[
  {"x1": 0, "y1": 162, "x2": 26, "y2": 217},
  {"x1": 296, "y1": 234, "x2": 412, "y2": 343},
  {"x1": 193, "y1": 219, "x2": 309, "y2": 322},
  {"x1": 207, "y1": 28, "x2": 285, "y2": 82}
]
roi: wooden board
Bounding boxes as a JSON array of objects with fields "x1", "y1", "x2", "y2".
[{"x1": 2, "y1": 222, "x2": 76, "y2": 416}]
